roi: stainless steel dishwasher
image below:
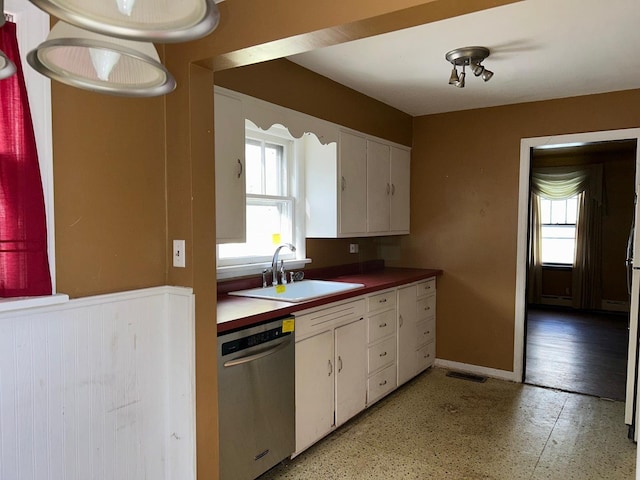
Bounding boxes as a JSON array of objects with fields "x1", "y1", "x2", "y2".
[{"x1": 217, "y1": 316, "x2": 295, "y2": 480}]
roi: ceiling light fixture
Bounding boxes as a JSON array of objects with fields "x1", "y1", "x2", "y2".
[
  {"x1": 27, "y1": 21, "x2": 176, "y2": 97},
  {"x1": 0, "y1": 5, "x2": 17, "y2": 79},
  {"x1": 26, "y1": 0, "x2": 220, "y2": 43},
  {"x1": 445, "y1": 46, "x2": 493, "y2": 88}
]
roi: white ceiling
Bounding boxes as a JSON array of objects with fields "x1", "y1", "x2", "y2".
[{"x1": 287, "y1": 0, "x2": 640, "y2": 116}]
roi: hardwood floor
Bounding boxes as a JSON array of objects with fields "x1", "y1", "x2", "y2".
[{"x1": 525, "y1": 307, "x2": 630, "y2": 400}]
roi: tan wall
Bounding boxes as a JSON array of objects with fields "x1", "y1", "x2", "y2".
[
  {"x1": 399, "y1": 89, "x2": 640, "y2": 372},
  {"x1": 52, "y1": 81, "x2": 167, "y2": 297},
  {"x1": 215, "y1": 59, "x2": 413, "y2": 146}
]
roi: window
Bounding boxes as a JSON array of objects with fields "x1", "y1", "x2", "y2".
[
  {"x1": 540, "y1": 195, "x2": 579, "y2": 265},
  {"x1": 217, "y1": 124, "x2": 302, "y2": 269}
]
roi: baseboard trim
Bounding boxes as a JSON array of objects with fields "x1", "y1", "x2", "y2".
[{"x1": 435, "y1": 359, "x2": 519, "y2": 383}]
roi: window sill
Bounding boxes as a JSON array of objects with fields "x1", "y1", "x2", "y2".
[
  {"x1": 0, "y1": 293, "x2": 70, "y2": 313},
  {"x1": 217, "y1": 258, "x2": 312, "y2": 281}
]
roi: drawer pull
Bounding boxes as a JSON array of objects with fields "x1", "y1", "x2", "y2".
[
  {"x1": 379, "y1": 380, "x2": 387, "y2": 386},
  {"x1": 379, "y1": 322, "x2": 387, "y2": 328},
  {"x1": 379, "y1": 351, "x2": 387, "y2": 357},
  {"x1": 424, "y1": 353, "x2": 431, "y2": 359},
  {"x1": 379, "y1": 298, "x2": 387, "y2": 303}
]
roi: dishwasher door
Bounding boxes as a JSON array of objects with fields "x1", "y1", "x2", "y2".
[{"x1": 217, "y1": 317, "x2": 295, "y2": 480}]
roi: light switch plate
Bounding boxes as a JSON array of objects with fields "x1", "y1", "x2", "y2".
[{"x1": 173, "y1": 240, "x2": 186, "y2": 268}]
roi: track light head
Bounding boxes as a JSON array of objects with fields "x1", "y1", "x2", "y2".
[
  {"x1": 481, "y1": 69, "x2": 494, "y2": 82},
  {"x1": 471, "y1": 62, "x2": 484, "y2": 77},
  {"x1": 455, "y1": 70, "x2": 465, "y2": 88},
  {"x1": 448, "y1": 66, "x2": 459, "y2": 85}
]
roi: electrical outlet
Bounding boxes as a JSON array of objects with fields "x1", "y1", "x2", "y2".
[
  {"x1": 349, "y1": 243, "x2": 359, "y2": 254},
  {"x1": 173, "y1": 240, "x2": 186, "y2": 268}
]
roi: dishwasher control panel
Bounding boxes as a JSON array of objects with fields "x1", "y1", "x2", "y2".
[{"x1": 221, "y1": 325, "x2": 291, "y2": 356}]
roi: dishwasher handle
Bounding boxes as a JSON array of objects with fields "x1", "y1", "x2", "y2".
[{"x1": 223, "y1": 336, "x2": 292, "y2": 368}]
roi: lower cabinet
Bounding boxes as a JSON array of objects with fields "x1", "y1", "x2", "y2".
[
  {"x1": 295, "y1": 330, "x2": 334, "y2": 454},
  {"x1": 294, "y1": 300, "x2": 366, "y2": 455},
  {"x1": 397, "y1": 278, "x2": 437, "y2": 386},
  {"x1": 294, "y1": 278, "x2": 436, "y2": 455}
]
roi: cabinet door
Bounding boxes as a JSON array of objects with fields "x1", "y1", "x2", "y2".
[
  {"x1": 366, "y1": 139, "x2": 391, "y2": 233},
  {"x1": 389, "y1": 146, "x2": 410, "y2": 233},
  {"x1": 335, "y1": 319, "x2": 367, "y2": 426},
  {"x1": 397, "y1": 285, "x2": 417, "y2": 386},
  {"x1": 295, "y1": 331, "x2": 335, "y2": 453},
  {"x1": 214, "y1": 92, "x2": 246, "y2": 243},
  {"x1": 338, "y1": 131, "x2": 367, "y2": 235}
]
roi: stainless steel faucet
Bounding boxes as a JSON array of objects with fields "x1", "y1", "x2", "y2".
[{"x1": 271, "y1": 243, "x2": 296, "y2": 286}]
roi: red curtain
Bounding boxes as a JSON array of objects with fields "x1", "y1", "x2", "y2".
[{"x1": 0, "y1": 21, "x2": 52, "y2": 297}]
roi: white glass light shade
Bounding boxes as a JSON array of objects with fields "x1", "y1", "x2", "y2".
[
  {"x1": 26, "y1": 21, "x2": 176, "y2": 97},
  {"x1": 27, "y1": 0, "x2": 220, "y2": 42},
  {"x1": 0, "y1": 49, "x2": 17, "y2": 79}
]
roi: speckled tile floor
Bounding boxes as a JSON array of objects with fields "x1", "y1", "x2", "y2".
[{"x1": 259, "y1": 368, "x2": 636, "y2": 480}]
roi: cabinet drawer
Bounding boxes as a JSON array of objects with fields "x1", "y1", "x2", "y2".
[
  {"x1": 416, "y1": 295, "x2": 436, "y2": 321},
  {"x1": 367, "y1": 290, "x2": 396, "y2": 312},
  {"x1": 416, "y1": 341, "x2": 435, "y2": 372},
  {"x1": 368, "y1": 364, "x2": 396, "y2": 405},
  {"x1": 416, "y1": 318, "x2": 435, "y2": 346},
  {"x1": 368, "y1": 309, "x2": 396, "y2": 343},
  {"x1": 417, "y1": 278, "x2": 436, "y2": 297},
  {"x1": 296, "y1": 299, "x2": 366, "y2": 339},
  {"x1": 368, "y1": 336, "x2": 396, "y2": 373}
]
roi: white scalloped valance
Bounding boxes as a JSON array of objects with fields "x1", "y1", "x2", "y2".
[{"x1": 216, "y1": 86, "x2": 339, "y2": 145}]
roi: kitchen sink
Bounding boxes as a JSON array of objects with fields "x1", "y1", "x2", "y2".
[{"x1": 228, "y1": 279, "x2": 365, "y2": 303}]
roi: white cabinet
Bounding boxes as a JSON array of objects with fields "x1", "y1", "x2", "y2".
[
  {"x1": 295, "y1": 330, "x2": 334, "y2": 453},
  {"x1": 305, "y1": 130, "x2": 367, "y2": 237},
  {"x1": 389, "y1": 146, "x2": 411, "y2": 233},
  {"x1": 214, "y1": 91, "x2": 245, "y2": 243},
  {"x1": 397, "y1": 279, "x2": 437, "y2": 386},
  {"x1": 366, "y1": 141, "x2": 411, "y2": 234},
  {"x1": 365, "y1": 289, "x2": 397, "y2": 405},
  {"x1": 294, "y1": 299, "x2": 366, "y2": 455},
  {"x1": 335, "y1": 320, "x2": 367, "y2": 426},
  {"x1": 306, "y1": 130, "x2": 410, "y2": 238}
]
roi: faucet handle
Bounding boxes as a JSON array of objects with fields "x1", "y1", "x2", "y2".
[{"x1": 262, "y1": 269, "x2": 269, "y2": 288}]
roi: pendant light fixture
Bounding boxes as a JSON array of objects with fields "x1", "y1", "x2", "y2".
[
  {"x1": 0, "y1": 3, "x2": 17, "y2": 79},
  {"x1": 445, "y1": 46, "x2": 494, "y2": 88},
  {"x1": 27, "y1": 21, "x2": 176, "y2": 97},
  {"x1": 27, "y1": 0, "x2": 220, "y2": 42}
]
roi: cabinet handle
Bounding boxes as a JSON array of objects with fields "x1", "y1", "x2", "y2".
[
  {"x1": 391, "y1": 183, "x2": 395, "y2": 195},
  {"x1": 386, "y1": 183, "x2": 390, "y2": 195},
  {"x1": 328, "y1": 359, "x2": 333, "y2": 376},
  {"x1": 237, "y1": 159, "x2": 243, "y2": 178},
  {"x1": 338, "y1": 356, "x2": 343, "y2": 373},
  {"x1": 379, "y1": 380, "x2": 387, "y2": 386},
  {"x1": 379, "y1": 322, "x2": 387, "y2": 328},
  {"x1": 341, "y1": 176, "x2": 346, "y2": 191},
  {"x1": 399, "y1": 315, "x2": 403, "y2": 327},
  {"x1": 379, "y1": 351, "x2": 387, "y2": 357},
  {"x1": 379, "y1": 298, "x2": 387, "y2": 304}
]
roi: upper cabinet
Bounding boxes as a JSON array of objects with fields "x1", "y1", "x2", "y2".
[
  {"x1": 214, "y1": 91, "x2": 246, "y2": 244},
  {"x1": 213, "y1": 87, "x2": 411, "y2": 241},
  {"x1": 306, "y1": 130, "x2": 411, "y2": 238}
]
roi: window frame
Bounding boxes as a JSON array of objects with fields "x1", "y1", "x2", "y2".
[
  {"x1": 216, "y1": 122, "x2": 308, "y2": 278},
  {"x1": 539, "y1": 195, "x2": 579, "y2": 267}
]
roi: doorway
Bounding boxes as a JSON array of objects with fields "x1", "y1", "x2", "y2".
[
  {"x1": 524, "y1": 141, "x2": 636, "y2": 400},
  {"x1": 513, "y1": 128, "x2": 640, "y2": 428}
]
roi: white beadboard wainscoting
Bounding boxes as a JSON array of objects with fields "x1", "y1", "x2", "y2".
[{"x1": 0, "y1": 286, "x2": 195, "y2": 480}]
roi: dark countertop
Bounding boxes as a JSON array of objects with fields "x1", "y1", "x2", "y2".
[{"x1": 217, "y1": 266, "x2": 442, "y2": 334}]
